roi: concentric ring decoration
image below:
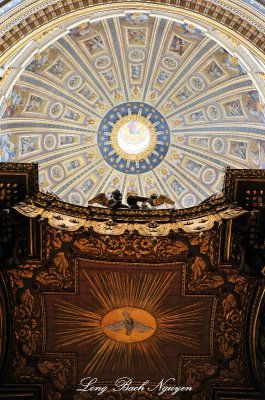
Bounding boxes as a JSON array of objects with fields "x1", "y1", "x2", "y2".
[
  {"x1": 98, "y1": 102, "x2": 170, "y2": 174},
  {"x1": 0, "y1": 10, "x2": 265, "y2": 208}
]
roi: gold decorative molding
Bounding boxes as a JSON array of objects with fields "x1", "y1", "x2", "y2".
[
  {"x1": 258, "y1": 72, "x2": 265, "y2": 81},
  {"x1": 13, "y1": 201, "x2": 248, "y2": 236},
  {"x1": 34, "y1": 27, "x2": 58, "y2": 43},
  {"x1": 1, "y1": 1, "x2": 265, "y2": 66},
  {"x1": 0, "y1": 67, "x2": 15, "y2": 89},
  {"x1": 219, "y1": 31, "x2": 240, "y2": 47}
]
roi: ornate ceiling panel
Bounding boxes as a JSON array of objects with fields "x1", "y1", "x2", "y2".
[
  {"x1": 0, "y1": 12, "x2": 265, "y2": 207},
  {"x1": 1, "y1": 183, "x2": 263, "y2": 398},
  {"x1": 1, "y1": 164, "x2": 265, "y2": 399}
]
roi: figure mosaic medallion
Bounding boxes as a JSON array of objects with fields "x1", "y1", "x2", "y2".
[{"x1": 98, "y1": 102, "x2": 170, "y2": 174}]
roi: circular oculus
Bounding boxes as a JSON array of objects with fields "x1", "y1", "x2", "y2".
[{"x1": 111, "y1": 115, "x2": 156, "y2": 161}]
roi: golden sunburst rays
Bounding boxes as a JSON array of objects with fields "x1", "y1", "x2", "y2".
[
  {"x1": 54, "y1": 301, "x2": 102, "y2": 347},
  {"x1": 82, "y1": 270, "x2": 175, "y2": 313},
  {"x1": 154, "y1": 303, "x2": 206, "y2": 348},
  {"x1": 53, "y1": 270, "x2": 207, "y2": 376}
]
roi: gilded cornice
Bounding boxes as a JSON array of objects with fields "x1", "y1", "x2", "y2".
[
  {"x1": 0, "y1": 0, "x2": 265, "y2": 67},
  {"x1": 13, "y1": 191, "x2": 248, "y2": 236}
]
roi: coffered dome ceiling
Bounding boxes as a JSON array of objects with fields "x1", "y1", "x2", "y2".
[{"x1": 0, "y1": 10, "x2": 265, "y2": 208}]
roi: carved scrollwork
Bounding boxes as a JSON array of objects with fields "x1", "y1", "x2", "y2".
[
  {"x1": 38, "y1": 359, "x2": 72, "y2": 391},
  {"x1": 36, "y1": 251, "x2": 73, "y2": 290},
  {"x1": 74, "y1": 234, "x2": 189, "y2": 261},
  {"x1": 190, "y1": 230, "x2": 217, "y2": 265},
  {"x1": 74, "y1": 392, "x2": 122, "y2": 400},
  {"x1": 250, "y1": 286, "x2": 265, "y2": 393},
  {"x1": 215, "y1": 292, "x2": 243, "y2": 360},
  {"x1": 218, "y1": 358, "x2": 247, "y2": 384},
  {"x1": 187, "y1": 255, "x2": 225, "y2": 293},
  {"x1": 73, "y1": 392, "x2": 169, "y2": 400},
  {"x1": 180, "y1": 359, "x2": 218, "y2": 390},
  {"x1": 8, "y1": 264, "x2": 38, "y2": 289},
  {"x1": 12, "y1": 352, "x2": 37, "y2": 381},
  {"x1": 14, "y1": 288, "x2": 42, "y2": 357}
]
